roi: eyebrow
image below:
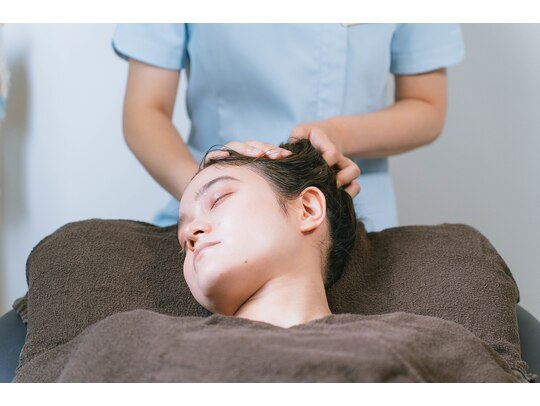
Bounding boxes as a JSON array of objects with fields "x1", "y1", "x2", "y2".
[{"x1": 177, "y1": 175, "x2": 242, "y2": 233}]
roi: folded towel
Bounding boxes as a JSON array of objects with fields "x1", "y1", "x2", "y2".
[{"x1": 12, "y1": 309, "x2": 525, "y2": 383}]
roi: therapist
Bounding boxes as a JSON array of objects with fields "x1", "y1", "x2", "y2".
[{"x1": 112, "y1": 24, "x2": 465, "y2": 232}]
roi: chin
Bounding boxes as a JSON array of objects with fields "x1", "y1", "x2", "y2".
[{"x1": 190, "y1": 260, "x2": 263, "y2": 315}]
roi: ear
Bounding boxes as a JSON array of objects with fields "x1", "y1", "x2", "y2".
[{"x1": 295, "y1": 186, "x2": 327, "y2": 233}]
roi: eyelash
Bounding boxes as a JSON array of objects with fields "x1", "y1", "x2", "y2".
[
  {"x1": 211, "y1": 193, "x2": 229, "y2": 209},
  {"x1": 179, "y1": 193, "x2": 231, "y2": 254}
]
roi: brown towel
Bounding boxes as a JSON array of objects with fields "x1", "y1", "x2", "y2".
[
  {"x1": 13, "y1": 309, "x2": 524, "y2": 383},
  {"x1": 15, "y1": 219, "x2": 536, "y2": 382}
]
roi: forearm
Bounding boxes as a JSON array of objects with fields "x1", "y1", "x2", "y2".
[
  {"x1": 329, "y1": 98, "x2": 446, "y2": 159},
  {"x1": 123, "y1": 108, "x2": 199, "y2": 200}
]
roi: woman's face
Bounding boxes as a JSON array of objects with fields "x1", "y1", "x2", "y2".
[{"x1": 178, "y1": 164, "x2": 302, "y2": 315}]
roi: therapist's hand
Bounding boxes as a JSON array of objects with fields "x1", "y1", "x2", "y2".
[
  {"x1": 205, "y1": 141, "x2": 293, "y2": 162},
  {"x1": 288, "y1": 121, "x2": 361, "y2": 198},
  {"x1": 203, "y1": 122, "x2": 361, "y2": 198}
]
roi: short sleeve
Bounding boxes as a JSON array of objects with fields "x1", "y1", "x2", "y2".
[
  {"x1": 112, "y1": 23, "x2": 188, "y2": 71},
  {"x1": 390, "y1": 23, "x2": 465, "y2": 75}
]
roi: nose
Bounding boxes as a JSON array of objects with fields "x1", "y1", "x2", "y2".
[{"x1": 185, "y1": 220, "x2": 211, "y2": 251}]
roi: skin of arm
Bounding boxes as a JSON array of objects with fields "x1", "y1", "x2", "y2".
[
  {"x1": 292, "y1": 68, "x2": 449, "y2": 159},
  {"x1": 122, "y1": 59, "x2": 199, "y2": 200}
]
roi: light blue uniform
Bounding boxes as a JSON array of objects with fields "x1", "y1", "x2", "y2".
[{"x1": 112, "y1": 24, "x2": 465, "y2": 232}]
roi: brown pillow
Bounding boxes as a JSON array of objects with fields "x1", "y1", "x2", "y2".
[{"x1": 14, "y1": 218, "x2": 536, "y2": 382}]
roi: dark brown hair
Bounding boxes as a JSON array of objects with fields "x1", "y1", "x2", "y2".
[{"x1": 197, "y1": 138, "x2": 358, "y2": 289}]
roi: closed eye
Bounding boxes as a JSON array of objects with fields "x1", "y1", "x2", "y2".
[{"x1": 211, "y1": 192, "x2": 232, "y2": 209}]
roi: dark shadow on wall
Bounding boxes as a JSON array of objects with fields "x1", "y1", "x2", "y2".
[{"x1": 0, "y1": 43, "x2": 29, "y2": 313}]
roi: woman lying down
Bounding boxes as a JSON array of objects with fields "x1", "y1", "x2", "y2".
[{"x1": 15, "y1": 139, "x2": 522, "y2": 383}]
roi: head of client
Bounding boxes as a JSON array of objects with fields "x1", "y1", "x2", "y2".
[{"x1": 177, "y1": 139, "x2": 357, "y2": 328}]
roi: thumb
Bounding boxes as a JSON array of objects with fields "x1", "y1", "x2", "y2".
[
  {"x1": 305, "y1": 126, "x2": 328, "y2": 152},
  {"x1": 288, "y1": 125, "x2": 311, "y2": 143}
]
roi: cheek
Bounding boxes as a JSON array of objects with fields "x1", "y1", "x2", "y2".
[
  {"x1": 182, "y1": 260, "x2": 195, "y2": 287},
  {"x1": 183, "y1": 257, "x2": 202, "y2": 292},
  {"x1": 220, "y1": 201, "x2": 292, "y2": 257}
]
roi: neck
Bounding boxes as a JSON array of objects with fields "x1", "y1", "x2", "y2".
[{"x1": 233, "y1": 272, "x2": 332, "y2": 328}]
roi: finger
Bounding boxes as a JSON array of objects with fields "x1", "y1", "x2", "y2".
[
  {"x1": 343, "y1": 179, "x2": 361, "y2": 199},
  {"x1": 288, "y1": 126, "x2": 310, "y2": 143},
  {"x1": 221, "y1": 141, "x2": 265, "y2": 157},
  {"x1": 308, "y1": 129, "x2": 342, "y2": 167},
  {"x1": 312, "y1": 139, "x2": 341, "y2": 167},
  {"x1": 307, "y1": 129, "x2": 362, "y2": 188},
  {"x1": 320, "y1": 149, "x2": 342, "y2": 168},
  {"x1": 335, "y1": 161, "x2": 361, "y2": 188},
  {"x1": 204, "y1": 150, "x2": 230, "y2": 163},
  {"x1": 244, "y1": 141, "x2": 292, "y2": 158},
  {"x1": 333, "y1": 153, "x2": 360, "y2": 173},
  {"x1": 223, "y1": 141, "x2": 291, "y2": 158}
]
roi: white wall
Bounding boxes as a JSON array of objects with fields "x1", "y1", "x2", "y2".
[
  {"x1": 390, "y1": 24, "x2": 540, "y2": 317},
  {"x1": 0, "y1": 24, "x2": 190, "y2": 314},
  {"x1": 1, "y1": 24, "x2": 538, "y2": 317}
]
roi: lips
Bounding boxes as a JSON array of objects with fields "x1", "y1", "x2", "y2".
[{"x1": 194, "y1": 241, "x2": 220, "y2": 262}]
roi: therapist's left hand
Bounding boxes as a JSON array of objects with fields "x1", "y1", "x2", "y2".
[{"x1": 289, "y1": 121, "x2": 361, "y2": 199}]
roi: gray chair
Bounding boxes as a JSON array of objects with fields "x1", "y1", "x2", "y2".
[
  {"x1": 1, "y1": 305, "x2": 539, "y2": 383},
  {"x1": 0, "y1": 309, "x2": 27, "y2": 383}
]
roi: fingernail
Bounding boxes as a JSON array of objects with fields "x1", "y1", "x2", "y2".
[{"x1": 249, "y1": 147, "x2": 262, "y2": 154}]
